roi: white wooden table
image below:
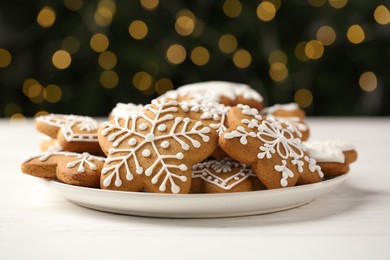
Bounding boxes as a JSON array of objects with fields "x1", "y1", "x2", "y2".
[{"x1": 1, "y1": 118, "x2": 389, "y2": 259}]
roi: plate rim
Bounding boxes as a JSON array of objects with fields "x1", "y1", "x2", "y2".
[{"x1": 42, "y1": 173, "x2": 349, "y2": 199}]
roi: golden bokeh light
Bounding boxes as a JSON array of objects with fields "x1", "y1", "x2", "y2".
[
  {"x1": 166, "y1": 44, "x2": 187, "y2": 65},
  {"x1": 156, "y1": 78, "x2": 174, "y2": 95},
  {"x1": 268, "y1": 50, "x2": 287, "y2": 65},
  {"x1": 100, "y1": 70, "x2": 119, "y2": 88},
  {"x1": 347, "y1": 25, "x2": 365, "y2": 44},
  {"x1": 64, "y1": 0, "x2": 83, "y2": 11},
  {"x1": 359, "y1": 71, "x2": 377, "y2": 92},
  {"x1": 62, "y1": 36, "x2": 80, "y2": 54},
  {"x1": 133, "y1": 71, "x2": 153, "y2": 91},
  {"x1": 4, "y1": 103, "x2": 21, "y2": 117},
  {"x1": 0, "y1": 49, "x2": 12, "y2": 68},
  {"x1": 374, "y1": 5, "x2": 390, "y2": 25},
  {"x1": 294, "y1": 88, "x2": 313, "y2": 108},
  {"x1": 269, "y1": 62, "x2": 288, "y2": 82},
  {"x1": 90, "y1": 33, "x2": 109, "y2": 52},
  {"x1": 34, "y1": 111, "x2": 49, "y2": 118},
  {"x1": 95, "y1": 6, "x2": 114, "y2": 27},
  {"x1": 219, "y1": 34, "x2": 238, "y2": 54},
  {"x1": 308, "y1": 0, "x2": 326, "y2": 7},
  {"x1": 27, "y1": 83, "x2": 43, "y2": 98},
  {"x1": 328, "y1": 0, "x2": 347, "y2": 9},
  {"x1": 37, "y1": 6, "x2": 56, "y2": 28},
  {"x1": 257, "y1": 1, "x2": 276, "y2": 22},
  {"x1": 128, "y1": 20, "x2": 148, "y2": 40},
  {"x1": 223, "y1": 0, "x2": 242, "y2": 18},
  {"x1": 10, "y1": 113, "x2": 27, "y2": 122},
  {"x1": 23, "y1": 79, "x2": 39, "y2": 96},
  {"x1": 44, "y1": 84, "x2": 62, "y2": 103},
  {"x1": 175, "y1": 11, "x2": 196, "y2": 36},
  {"x1": 52, "y1": 50, "x2": 72, "y2": 69},
  {"x1": 140, "y1": 0, "x2": 159, "y2": 10},
  {"x1": 98, "y1": 51, "x2": 117, "y2": 69},
  {"x1": 26, "y1": 81, "x2": 45, "y2": 104},
  {"x1": 305, "y1": 40, "x2": 324, "y2": 60},
  {"x1": 190, "y1": 47, "x2": 210, "y2": 66},
  {"x1": 295, "y1": 42, "x2": 309, "y2": 61},
  {"x1": 316, "y1": 26, "x2": 336, "y2": 46},
  {"x1": 233, "y1": 49, "x2": 252, "y2": 69}
]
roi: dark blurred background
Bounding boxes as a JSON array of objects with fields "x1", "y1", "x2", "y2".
[{"x1": 0, "y1": 0, "x2": 389, "y2": 119}]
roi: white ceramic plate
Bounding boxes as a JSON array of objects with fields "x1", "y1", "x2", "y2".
[{"x1": 43, "y1": 174, "x2": 348, "y2": 218}]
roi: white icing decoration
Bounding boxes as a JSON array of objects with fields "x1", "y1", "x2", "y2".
[
  {"x1": 161, "y1": 81, "x2": 263, "y2": 102},
  {"x1": 262, "y1": 103, "x2": 299, "y2": 115},
  {"x1": 142, "y1": 149, "x2": 151, "y2": 157},
  {"x1": 66, "y1": 152, "x2": 105, "y2": 173},
  {"x1": 100, "y1": 98, "x2": 212, "y2": 193},
  {"x1": 111, "y1": 103, "x2": 144, "y2": 118},
  {"x1": 274, "y1": 160, "x2": 294, "y2": 187},
  {"x1": 304, "y1": 156, "x2": 324, "y2": 178},
  {"x1": 158, "y1": 124, "x2": 167, "y2": 132},
  {"x1": 192, "y1": 158, "x2": 255, "y2": 190},
  {"x1": 128, "y1": 138, "x2": 137, "y2": 146},
  {"x1": 224, "y1": 107, "x2": 323, "y2": 186},
  {"x1": 139, "y1": 123, "x2": 148, "y2": 131},
  {"x1": 37, "y1": 114, "x2": 99, "y2": 142},
  {"x1": 303, "y1": 140, "x2": 353, "y2": 163},
  {"x1": 161, "y1": 141, "x2": 169, "y2": 149},
  {"x1": 180, "y1": 99, "x2": 231, "y2": 136},
  {"x1": 23, "y1": 151, "x2": 78, "y2": 163}
]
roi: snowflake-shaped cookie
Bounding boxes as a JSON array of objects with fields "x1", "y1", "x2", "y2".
[
  {"x1": 98, "y1": 98, "x2": 218, "y2": 193},
  {"x1": 21, "y1": 151, "x2": 105, "y2": 187},
  {"x1": 35, "y1": 114, "x2": 102, "y2": 154},
  {"x1": 220, "y1": 104, "x2": 323, "y2": 189}
]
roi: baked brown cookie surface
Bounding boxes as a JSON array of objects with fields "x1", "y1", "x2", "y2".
[{"x1": 98, "y1": 98, "x2": 219, "y2": 194}]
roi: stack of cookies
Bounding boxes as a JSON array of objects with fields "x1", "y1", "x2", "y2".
[{"x1": 21, "y1": 81, "x2": 358, "y2": 194}]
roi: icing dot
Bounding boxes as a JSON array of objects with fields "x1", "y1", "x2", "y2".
[
  {"x1": 161, "y1": 141, "x2": 169, "y2": 149},
  {"x1": 234, "y1": 177, "x2": 239, "y2": 180},
  {"x1": 280, "y1": 179, "x2": 288, "y2": 187},
  {"x1": 145, "y1": 133, "x2": 155, "y2": 142},
  {"x1": 207, "y1": 176, "x2": 212, "y2": 180},
  {"x1": 139, "y1": 123, "x2": 148, "y2": 130},
  {"x1": 179, "y1": 164, "x2": 187, "y2": 171},
  {"x1": 128, "y1": 138, "x2": 137, "y2": 146},
  {"x1": 158, "y1": 124, "x2": 167, "y2": 132},
  {"x1": 142, "y1": 149, "x2": 151, "y2": 157},
  {"x1": 176, "y1": 152, "x2": 184, "y2": 159}
]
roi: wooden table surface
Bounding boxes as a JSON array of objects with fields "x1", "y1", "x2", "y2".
[{"x1": 0, "y1": 118, "x2": 389, "y2": 259}]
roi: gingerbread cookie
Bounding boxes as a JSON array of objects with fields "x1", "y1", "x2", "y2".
[
  {"x1": 109, "y1": 102, "x2": 144, "y2": 120},
  {"x1": 179, "y1": 99, "x2": 230, "y2": 158},
  {"x1": 161, "y1": 81, "x2": 264, "y2": 110},
  {"x1": 219, "y1": 104, "x2": 324, "y2": 189},
  {"x1": 262, "y1": 103, "x2": 310, "y2": 141},
  {"x1": 21, "y1": 150, "x2": 105, "y2": 187},
  {"x1": 98, "y1": 98, "x2": 219, "y2": 194},
  {"x1": 190, "y1": 158, "x2": 260, "y2": 193},
  {"x1": 303, "y1": 140, "x2": 357, "y2": 176},
  {"x1": 35, "y1": 114, "x2": 103, "y2": 155}
]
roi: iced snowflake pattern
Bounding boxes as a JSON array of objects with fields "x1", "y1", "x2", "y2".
[
  {"x1": 224, "y1": 106, "x2": 312, "y2": 187},
  {"x1": 23, "y1": 151, "x2": 105, "y2": 174},
  {"x1": 66, "y1": 152, "x2": 106, "y2": 173},
  {"x1": 100, "y1": 98, "x2": 212, "y2": 193},
  {"x1": 37, "y1": 114, "x2": 99, "y2": 142},
  {"x1": 180, "y1": 99, "x2": 230, "y2": 136}
]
